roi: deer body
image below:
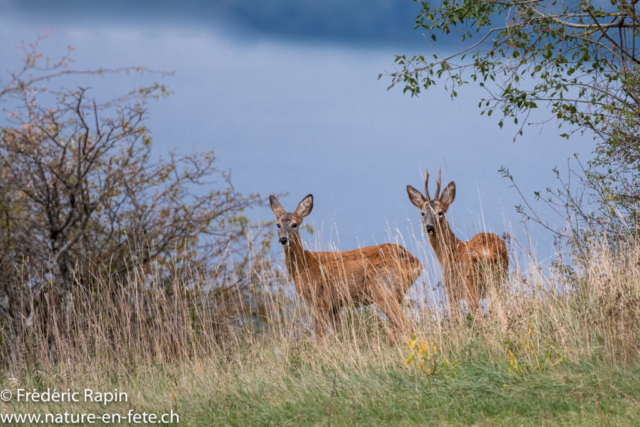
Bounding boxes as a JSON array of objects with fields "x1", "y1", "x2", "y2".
[
  {"x1": 407, "y1": 169, "x2": 508, "y2": 316},
  {"x1": 270, "y1": 194, "x2": 422, "y2": 339}
]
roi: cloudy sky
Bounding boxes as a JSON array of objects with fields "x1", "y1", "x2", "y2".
[{"x1": 0, "y1": 1, "x2": 592, "y2": 274}]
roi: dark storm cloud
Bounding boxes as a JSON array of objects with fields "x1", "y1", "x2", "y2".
[{"x1": 2, "y1": 0, "x2": 445, "y2": 46}]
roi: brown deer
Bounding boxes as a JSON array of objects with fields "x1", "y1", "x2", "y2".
[
  {"x1": 269, "y1": 194, "x2": 422, "y2": 339},
  {"x1": 406, "y1": 168, "x2": 508, "y2": 317}
]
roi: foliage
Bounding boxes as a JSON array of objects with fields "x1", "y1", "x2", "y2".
[
  {"x1": 405, "y1": 335, "x2": 459, "y2": 377},
  {"x1": 504, "y1": 320, "x2": 568, "y2": 375},
  {"x1": 0, "y1": 37, "x2": 275, "y2": 359},
  {"x1": 385, "y1": 0, "x2": 640, "y2": 252}
]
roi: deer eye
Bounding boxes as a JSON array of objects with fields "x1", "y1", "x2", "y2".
[
  {"x1": 438, "y1": 211, "x2": 444, "y2": 216},
  {"x1": 421, "y1": 212, "x2": 425, "y2": 217},
  {"x1": 277, "y1": 224, "x2": 281, "y2": 228},
  {"x1": 292, "y1": 224, "x2": 297, "y2": 228}
]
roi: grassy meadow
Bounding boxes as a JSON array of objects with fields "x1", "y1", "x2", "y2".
[{"x1": 1, "y1": 225, "x2": 640, "y2": 426}]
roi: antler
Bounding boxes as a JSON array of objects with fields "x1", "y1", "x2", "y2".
[
  {"x1": 424, "y1": 167, "x2": 431, "y2": 200},
  {"x1": 424, "y1": 167, "x2": 442, "y2": 201},
  {"x1": 434, "y1": 168, "x2": 442, "y2": 200}
]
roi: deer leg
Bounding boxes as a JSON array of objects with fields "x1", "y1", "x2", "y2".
[
  {"x1": 329, "y1": 306, "x2": 342, "y2": 333},
  {"x1": 313, "y1": 307, "x2": 329, "y2": 340},
  {"x1": 463, "y1": 270, "x2": 482, "y2": 318},
  {"x1": 497, "y1": 259, "x2": 509, "y2": 289},
  {"x1": 447, "y1": 293, "x2": 461, "y2": 321},
  {"x1": 493, "y1": 260, "x2": 508, "y2": 309},
  {"x1": 483, "y1": 263, "x2": 501, "y2": 316},
  {"x1": 466, "y1": 284, "x2": 482, "y2": 318},
  {"x1": 372, "y1": 282, "x2": 413, "y2": 342},
  {"x1": 443, "y1": 276, "x2": 462, "y2": 321}
]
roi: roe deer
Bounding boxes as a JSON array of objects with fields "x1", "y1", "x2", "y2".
[
  {"x1": 269, "y1": 194, "x2": 422, "y2": 340},
  {"x1": 406, "y1": 168, "x2": 508, "y2": 317}
]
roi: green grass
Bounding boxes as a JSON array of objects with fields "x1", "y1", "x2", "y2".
[
  {"x1": 185, "y1": 357, "x2": 640, "y2": 426},
  {"x1": 3, "y1": 339, "x2": 640, "y2": 426}
]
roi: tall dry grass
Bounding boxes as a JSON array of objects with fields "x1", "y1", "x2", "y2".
[
  {"x1": 2, "y1": 219, "x2": 638, "y2": 378},
  {"x1": 0, "y1": 221, "x2": 639, "y2": 425}
]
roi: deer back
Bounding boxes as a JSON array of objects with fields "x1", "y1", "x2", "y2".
[{"x1": 290, "y1": 243, "x2": 422, "y2": 308}]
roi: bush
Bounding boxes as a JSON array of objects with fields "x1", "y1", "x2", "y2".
[{"x1": 0, "y1": 37, "x2": 277, "y2": 361}]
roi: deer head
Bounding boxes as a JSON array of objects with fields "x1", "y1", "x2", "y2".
[
  {"x1": 406, "y1": 168, "x2": 456, "y2": 236},
  {"x1": 269, "y1": 194, "x2": 313, "y2": 246}
]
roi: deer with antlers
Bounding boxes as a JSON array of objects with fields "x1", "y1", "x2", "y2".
[
  {"x1": 270, "y1": 194, "x2": 422, "y2": 340},
  {"x1": 406, "y1": 168, "x2": 508, "y2": 317}
]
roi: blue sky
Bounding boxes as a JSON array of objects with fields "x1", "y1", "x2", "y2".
[{"x1": 0, "y1": 1, "x2": 592, "y2": 273}]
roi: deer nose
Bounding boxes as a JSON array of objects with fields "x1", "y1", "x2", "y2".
[
  {"x1": 425, "y1": 225, "x2": 435, "y2": 234},
  {"x1": 279, "y1": 237, "x2": 289, "y2": 245}
]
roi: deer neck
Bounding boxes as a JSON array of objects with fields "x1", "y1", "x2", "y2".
[
  {"x1": 283, "y1": 234, "x2": 310, "y2": 278},
  {"x1": 428, "y1": 221, "x2": 462, "y2": 267}
]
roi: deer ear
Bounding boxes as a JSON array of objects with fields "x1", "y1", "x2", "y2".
[
  {"x1": 406, "y1": 185, "x2": 426, "y2": 208},
  {"x1": 440, "y1": 181, "x2": 456, "y2": 208},
  {"x1": 294, "y1": 194, "x2": 313, "y2": 218},
  {"x1": 269, "y1": 195, "x2": 286, "y2": 218}
]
